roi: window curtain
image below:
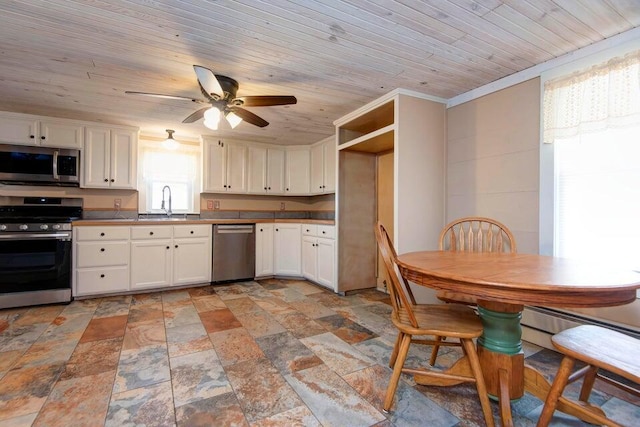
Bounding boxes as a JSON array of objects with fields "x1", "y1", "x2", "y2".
[{"x1": 543, "y1": 50, "x2": 640, "y2": 144}]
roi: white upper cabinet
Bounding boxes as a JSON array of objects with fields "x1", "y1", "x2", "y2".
[
  {"x1": 266, "y1": 148, "x2": 286, "y2": 194},
  {"x1": 203, "y1": 138, "x2": 227, "y2": 192},
  {"x1": 310, "y1": 137, "x2": 336, "y2": 194},
  {"x1": 0, "y1": 112, "x2": 83, "y2": 149},
  {"x1": 247, "y1": 146, "x2": 285, "y2": 194},
  {"x1": 247, "y1": 145, "x2": 268, "y2": 194},
  {"x1": 204, "y1": 137, "x2": 335, "y2": 196},
  {"x1": 39, "y1": 120, "x2": 84, "y2": 149},
  {"x1": 285, "y1": 147, "x2": 310, "y2": 195},
  {"x1": 202, "y1": 138, "x2": 247, "y2": 193},
  {"x1": 83, "y1": 126, "x2": 137, "y2": 189}
]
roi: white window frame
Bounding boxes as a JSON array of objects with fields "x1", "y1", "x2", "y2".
[
  {"x1": 540, "y1": 39, "x2": 640, "y2": 266},
  {"x1": 137, "y1": 138, "x2": 201, "y2": 215}
]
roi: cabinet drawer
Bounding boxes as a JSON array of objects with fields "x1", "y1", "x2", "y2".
[
  {"x1": 75, "y1": 266, "x2": 129, "y2": 296},
  {"x1": 317, "y1": 225, "x2": 335, "y2": 239},
  {"x1": 302, "y1": 224, "x2": 317, "y2": 236},
  {"x1": 131, "y1": 225, "x2": 172, "y2": 240},
  {"x1": 75, "y1": 226, "x2": 129, "y2": 241},
  {"x1": 76, "y1": 242, "x2": 130, "y2": 267},
  {"x1": 173, "y1": 224, "x2": 211, "y2": 238}
]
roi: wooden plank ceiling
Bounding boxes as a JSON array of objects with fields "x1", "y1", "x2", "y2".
[{"x1": 0, "y1": 0, "x2": 637, "y2": 145}]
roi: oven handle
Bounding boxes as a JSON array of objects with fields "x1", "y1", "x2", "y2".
[{"x1": 0, "y1": 232, "x2": 72, "y2": 241}]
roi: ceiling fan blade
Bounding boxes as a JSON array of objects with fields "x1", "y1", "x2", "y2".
[
  {"x1": 234, "y1": 95, "x2": 297, "y2": 107},
  {"x1": 182, "y1": 107, "x2": 210, "y2": 123},
  {"x1": 125, "y1": 91, "x2": 204, "y2": 103},
  {"x1": 230, "y1": 107, "x2": 269, "y2": 128},
  {"x1": 193, "y1": 65, "x2": 224, "y2": 98}
]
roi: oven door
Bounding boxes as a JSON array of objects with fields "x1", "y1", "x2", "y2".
[{"x1": 0, "y1": 232, "x2": 72, "y2": 309}]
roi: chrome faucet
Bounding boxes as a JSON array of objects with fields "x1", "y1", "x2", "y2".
[{"x1": 161, "y1": 185, "x2": 172, "y2": 217}]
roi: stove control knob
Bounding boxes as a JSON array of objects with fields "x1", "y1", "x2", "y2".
[
  {"x1": 19, "y1": 224, "x2": 28, "y2": 231},
  {"x1": 52, "y1": 224, "x2": 61, "y2": 230},
  {"x1": 0, "y1": 225, "x2": 6, "y2": 231},
  {"x1": 40, "y1": 224, "x2": 49, "y2": 230}
]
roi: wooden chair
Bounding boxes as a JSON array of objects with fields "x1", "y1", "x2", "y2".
[
  {"x1": 537, "y1": 325, "x2": 640, "y2": 427},
  {"x1": 431, "y1": 216, "x2": 517, "y2": 363},
  {"x1": 374, "y1": 221, "x2": 495, "y2": 426}
]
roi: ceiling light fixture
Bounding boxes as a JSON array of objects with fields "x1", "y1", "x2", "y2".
[
  {"x1": 202, "y1": 106, "x2": 244, "y2": 130},
  {"x1": 225, "y1": 111, "x2": 243, "y2": 129},
  {"x1": 203, "y1": 107, "x2": 221, "y2": 130},
  {"x1": 162, "y1": 129, "x2": 179, "y2": 150}
]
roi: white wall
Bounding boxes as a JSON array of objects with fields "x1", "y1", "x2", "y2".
[{"x1": 445, "y1": 79, "x2": 541, "y2": 254}]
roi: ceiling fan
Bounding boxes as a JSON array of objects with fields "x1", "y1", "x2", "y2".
[{"x1": 125, "y1": 65, "x2": 297, "y2": 129}]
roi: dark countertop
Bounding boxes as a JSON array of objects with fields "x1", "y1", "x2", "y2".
[{"x1": 72, "y1": 218, "x2": 335, "y2": 226}]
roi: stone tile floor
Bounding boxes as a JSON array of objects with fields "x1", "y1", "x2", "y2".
[{"x1": 0, "y1": 278, "x2": 639, "y2": 426}]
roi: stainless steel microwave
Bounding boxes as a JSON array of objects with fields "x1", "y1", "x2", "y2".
[{"x1": 0, "y1": 144, "x2": 80, "y2": 186}]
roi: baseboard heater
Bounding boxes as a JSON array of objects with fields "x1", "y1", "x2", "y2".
[
  {"x1": 522, "y1": 306, "x2": 640, "y2": 396},
  {"x1": 522, "y1": 306, "x2": 640, "y2": 349}
]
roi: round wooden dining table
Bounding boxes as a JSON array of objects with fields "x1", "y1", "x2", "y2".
[{"x1": 396, "y1": 251, "x2": 640, "y2": 427}]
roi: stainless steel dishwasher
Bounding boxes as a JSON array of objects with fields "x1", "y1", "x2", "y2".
[{"x1": 212, "y1": 224, "x2": 255, "y2": 282}]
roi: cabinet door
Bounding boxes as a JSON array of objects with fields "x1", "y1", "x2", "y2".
[
  {"x1": 316, "y1": 238, "x2": 335, "y2": 289},
  {"x1": 130, "y1": 240, "x2": 172, "y2": 290},
  {"x1": 310, "y1": 143, "x2": 324, "y2": 194},
  {"x1": 274, "y1": 223, "x2": 301, "y2": 276},
  {"x1": 266, "y1": 148, "x2": 285, "y2": 194},
  {"x1": 110, "y1": 129, "x2": 137, "y2": 189},
  {"x1": 173, "y1": 238, "x2": 211, "y2": 285},
  {"x1": 323, "y1": 139, "x2": 336, "y2": 193},
  {"x1": 247, "y1": 145, "x2": 267, "y2": 194},
  {"x1": 255, "y1": 224, "x2": 274, "y2": 277},
  {"x1": 203, "y1": 139, "x2": 227, "y2": 192},
  {"x1": 301, "y1": 236, "x2": 317, "y2": 281},
  {"x1": 226, "y1": 142, "x2": 247, "y2": 193},
  {"x1": 82, "y1": 127, "x2": 111, "y2": 188},
  {"x1": 40, "y1": 120, "x2": 84, "y2": 149},
  {"x1": 285, "y1": 148, "x2": 310, "y2": 195},
  {"x1": 0, "y1": 115, "x2": 38, "y2": 145}
]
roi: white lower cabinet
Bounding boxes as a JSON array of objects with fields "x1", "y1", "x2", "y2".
[
  {"x1": 131, "y1": 239, "x2": 173, "y2": 290},
  {"x1": 256, "y1": 222, "x2": 335, "y2": 286},
  {"x1": 130, "y1": 224, "x2": 211, "y2": 290},
  {"x1": 255, "y1": 224, "x2": 274, "y2": 277},
  {"x1": 74, "y1": 224, "x2": 211, "y2": 297},
  {"x1": 173, "y1": 235, "x2": 211, "y2": 285},
  {"x1": 301, "y1": 225, "x2": 336, "y2": 289},
  {"x1": 274, "y1": 223, "x2": 302, "y2": 276},
  {"x1": 73, "y1": 226, "x2": 131, "y2": 297}
]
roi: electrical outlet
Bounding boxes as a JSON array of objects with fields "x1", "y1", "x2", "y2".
[
  {"x1": 214, "y1": 200, "x2": 220, "y2": 210},
  {"x1": 206, "y1": 200, "x2": 214, "y2": 210},
  {"x1": 280, "y1": 202, "x2": 285, "y2": 211},
  {"x1": 114, "y1": 198, "x2": 121, "y2": 210}
]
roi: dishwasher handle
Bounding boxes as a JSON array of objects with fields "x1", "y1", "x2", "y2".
[{"x1": 215, "y1": 224, "x2": 254, "y2": 234}]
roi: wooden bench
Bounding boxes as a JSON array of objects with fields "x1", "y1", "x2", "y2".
[{"x1": 537, "y1": 324, "x2": 640, "y2": 427}]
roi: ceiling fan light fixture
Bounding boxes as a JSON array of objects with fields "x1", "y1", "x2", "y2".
[
  {"x1": 203, "y1": 107, "x2": 221, "y2": 130},
  {"x1": 162, "y1": 129, "x2": 179, "y2": 150},
  {"x1": 225, "y1": 111, "x2": 243, "y2": 129}
]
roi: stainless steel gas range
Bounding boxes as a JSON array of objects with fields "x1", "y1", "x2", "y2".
[{"x1": 0, "y1": 196, "x2": 82, "y2": 309}]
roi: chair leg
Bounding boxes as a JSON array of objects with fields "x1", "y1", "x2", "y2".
[
  {"x1": 578, "y1": 365, "x2": 599, "y2": 403},
  {"x1": 389, "y1": 332, "x2": 401, "y2": 369},
  {"x1": 383, "y1": 332, "x2": 411, "y2": 413},
  {"x1": 537, "y1": 356, "x2": 575, "y2": 427},
  {"x1": 461, "y1": 338, "x2": 495, "y2": 427},
  {"x1": 429, "y1": 335, "x2": 443, "y2": 366}
]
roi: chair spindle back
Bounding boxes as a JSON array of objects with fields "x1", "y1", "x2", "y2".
[
  {"x1": 375, "y1": 221, "x2": 419, "y2": 328},
  {"x1": 439, "y1": 217, "x2": 517, "y2": 253}
]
